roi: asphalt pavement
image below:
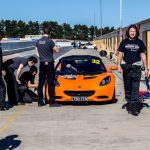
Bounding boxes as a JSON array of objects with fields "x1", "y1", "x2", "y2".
[{"x1": 0, "y1": 48, "x2": 150, "y2": 150}]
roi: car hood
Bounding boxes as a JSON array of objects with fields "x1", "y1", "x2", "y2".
[{"x1": 56, "y1": 73, "x2": 111, "y2": 89}]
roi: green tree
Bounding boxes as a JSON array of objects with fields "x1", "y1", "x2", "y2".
[
  {"x1": 26, "y1": 21, "x2": 40, "y2": 35},
  {"x1": 5, "y1": 20, "x2": 18, "y2": 37},
  {"x1": 110, "y1": 27, "x2": 115, "y2": 32},
  {"x1": 94, "y1": 27, "x2": 101, "y2": 37},
  {"x1": 42, "y1": 21, "x2": 61, "y2": 38},
  {"x1": 62, "y1": 23, "x2": 73, "y2": 39},
  {"x1": 73, "y1": 24, "x2": 89, "y2": 40},
  {"x1": 102, "y1": 26, "x2": 115, "y2": 35},
  {"x1": 49, "y1": 21, "x2": 59, "y2": 38},
  {"x1": 56, "y1": 25, "x2": 63, "y2": 39},
  {"x1": 89, "y1": 25, "x2": 96, "y2": 40},
  {"x1": 102, "y1": 26, "x2": 109, "y2": 35},
  {"x1": 0, "y1": 19, "x2": 115, "y2": 39},
  {"x1": 0, "y1": 19, "x2": 5, "y2": 33},
  {"x1": 42, "y1": 21, "x2": 50, "y2": 29},
  {"x1": 34, "y1": 21, "x2": 40, "y2": 35},
  {"x1": 17, "y1": 20, "x2": 26, "y2": 38}
]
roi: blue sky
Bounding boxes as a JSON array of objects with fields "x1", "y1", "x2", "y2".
[{"x1": 0, "y1": 0, "x2": 150, "y2": 28}]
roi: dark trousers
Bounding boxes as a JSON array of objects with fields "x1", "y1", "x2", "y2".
[
  {"x1": 123, "y1": 65, "x2": 141, "y2": 102},
  {"x1": 4, "y1": 67, "x2": 19, "y2": 105},
  {"x1": 18, "y1": 86, "x2": 38, "y2": 103},
  {"x1": 38, "y1": 62, "x2": 55, "y2": 104},
  {"x1": 26, "y1": 89, "x2": 38, "y2": 102},
  {"x1": 0, "y1": 75, "x2": 6, "y2": 107}
]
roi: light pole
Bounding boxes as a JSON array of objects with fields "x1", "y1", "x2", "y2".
[
  {"x1": 94, "y1": 11, "x2": 96, "y2": 38},
  {"x1": 120, "y1": 0, "x2": 123, "y2": 38},
  {"x1": 100, "y1": 0, "x2": 103, "y2": 37}
]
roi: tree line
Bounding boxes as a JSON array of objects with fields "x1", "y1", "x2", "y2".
[{"x1": 0, "y1": 19, "x2": 115, "y2": 40}]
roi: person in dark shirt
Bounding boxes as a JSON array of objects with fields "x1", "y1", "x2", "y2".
[
  {"x1": 0, "y1": 30, "x2": 7, "y2": 111},
  {"x1": 36, "y1": 26, "x2": 60, "y2": 107},
  {"x1": 117, "y1": 24, "x2": 148, "y2": 115},
  {"x1": 19, "y1": 66, "x2": 38, "y2": 103},
  {"x1": 3, "y1": 56, "x2": 37, "y2": 106},
  {"x1": 20, "y1": 66, "x2": 37, "y2": 86}
]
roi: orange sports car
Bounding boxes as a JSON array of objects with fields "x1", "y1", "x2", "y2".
[{"x1": 45, "y1": 50, "x2": 117, "y2": 103}]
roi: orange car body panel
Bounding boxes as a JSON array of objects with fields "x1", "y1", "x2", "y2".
[{"x1": 45, "y1": 71, "x2": 116, "y2": 102}]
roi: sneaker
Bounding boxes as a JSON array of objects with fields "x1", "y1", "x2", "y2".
[
  {"x1": 45, "y1": 100, "x2": 49, "y2": 105},
  {"x1": 38, "y1": 102, "x2": 45, "y2": 107},
  {"x1": 18, "y1": 102, "x2": 25, "y2": 105},
  {"x1": 122, "y1": 102, "x2": 140, "y2": 116},
  {"x1": 131, "y1": 111, "x2": 139, "y2": 116}
]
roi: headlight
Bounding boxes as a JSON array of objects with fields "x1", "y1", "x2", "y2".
[
  {"x1": 54, "y1": 81, "x2": 60, "y2": 87},
  {"x1": 100, "y1": 76, "x2": 111, "y2": 86}
]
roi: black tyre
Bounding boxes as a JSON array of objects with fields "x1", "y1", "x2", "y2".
[{"x1": 110, "y1": 89, "x2": 118, "y2": 103}]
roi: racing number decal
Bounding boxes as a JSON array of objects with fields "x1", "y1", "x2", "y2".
[{"x1": 92, "y1": 59, "x2": 100, "y2": 65}]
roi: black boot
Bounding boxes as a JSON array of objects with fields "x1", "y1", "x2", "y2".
[
  {"x1": 38, "y1": 100, "x2": 45, "y2": 107},
  {"x1": 0, "y1": 106, "x2": 8, "y2": 111},
  {"x1": 122, "y1": 102, "x2": 140, "y2": 116}
]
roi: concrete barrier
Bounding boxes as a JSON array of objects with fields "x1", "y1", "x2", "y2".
[
  {"x1": 2, "y1": 41, "x2": 36, "y2": 56},
  {"x1": 1, "y1": 38, "x2": 74, "y2": 56},
  {"x1": 3, "y1": 46, "x2": 35, "y2": 56},
  {"x1": 2, "y1": 41, "x2": 35, "y2": 50},
  {"x1": 3, "y1": 45, "x2": 73, "y2": 56}
]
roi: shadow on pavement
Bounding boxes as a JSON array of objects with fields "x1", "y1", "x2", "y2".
[
  {"x1": 56, "y1": 99, "x2": 118, "y2": 106},
  {"x1": 0, "y1": 135, "x2": 21, "y2": 150}
]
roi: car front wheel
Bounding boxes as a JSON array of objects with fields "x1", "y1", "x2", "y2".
[{"x1": 110, "y1": 89, "x2": 118, "y2": 103}]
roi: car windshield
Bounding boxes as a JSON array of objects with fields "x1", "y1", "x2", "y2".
[{"x1": 56, "y1": 58, "x2": 106, "y2": 75}]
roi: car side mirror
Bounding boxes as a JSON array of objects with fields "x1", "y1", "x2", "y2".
[
  {"x1": 99, "y1": 50, "x2": 107, "y2": 57},
  {"x1": 111, "y1": 66, "x2": 118, "y2": 71}
]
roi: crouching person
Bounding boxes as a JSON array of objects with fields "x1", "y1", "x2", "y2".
[
  {"x1": 3, "y1": 56, "x2": 37, "y2": 106},
  {"x1": 18, "y1": 66, "x2": 39, "y2": 104}
]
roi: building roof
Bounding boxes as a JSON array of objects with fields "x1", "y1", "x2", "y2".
[{"x1": 94, "y1": 18, "x2": 150, "y2": 40}]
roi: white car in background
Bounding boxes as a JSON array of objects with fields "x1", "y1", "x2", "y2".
[{"x1": 79, "y1": 42, "x2": 97, "y2": 50}]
